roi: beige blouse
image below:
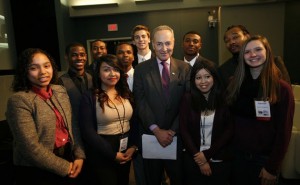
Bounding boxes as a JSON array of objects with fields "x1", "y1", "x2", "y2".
[{"x1": 96, "y1": 97, "x2": 133, "y2": 135}]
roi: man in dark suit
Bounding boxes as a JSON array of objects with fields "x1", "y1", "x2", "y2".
[
  {"x1": 133, "y1": 25, "x2": 190, "y2": 185},
  {"x1": 182, "y1": 31, "x2": 213, "y2": 67}
]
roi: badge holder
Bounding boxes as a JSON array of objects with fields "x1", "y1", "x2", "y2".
[
  {"x1": 119, "y1": 135, "x2": 128, "y2": 152},
  {"x1": 254, "y1": 99, "x2": 271, "y2": 121}
]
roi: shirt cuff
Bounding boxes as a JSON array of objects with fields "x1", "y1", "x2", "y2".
[{"x1": 149, "y1": 124, "x2": 158, "y2": 132}]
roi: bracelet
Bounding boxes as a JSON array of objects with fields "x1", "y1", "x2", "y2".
[
  {"x1": 130, "y1": 146, "x2": 138, "y2": 153},
  {"x1": 199, "y1": 161, "x2": 207, "y2": 166}
]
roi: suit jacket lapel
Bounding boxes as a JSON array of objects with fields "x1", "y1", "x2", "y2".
[
  {"x1": 51, "y1": 90, "x2": 69, "y2": 128},
  {"x1": 169, "y1": 57, "x2": 179, "y2": 98},
  {"x1": 149, "y1": 58, "x2": 168, "y2": 105}
]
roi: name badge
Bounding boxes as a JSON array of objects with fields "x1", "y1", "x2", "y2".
[
  {"x1": 119, "y1": 136, "x2": 128, "y2": 152},
  {"x1": 254, "y1": 100, "x2": 271, "y2": 121}
]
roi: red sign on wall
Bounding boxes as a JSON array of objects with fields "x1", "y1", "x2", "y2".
[{"x1": 108, "y1": 24, "x2": 118, "y2": 31}]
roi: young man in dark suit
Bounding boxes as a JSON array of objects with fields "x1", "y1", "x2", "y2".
[{"x1": 182, "y1": 31, "x2": 212, "y2": 67}]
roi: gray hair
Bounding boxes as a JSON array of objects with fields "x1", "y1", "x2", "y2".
[{"x1": 152, "y1": 25, "x2": 174, "y2": 40}]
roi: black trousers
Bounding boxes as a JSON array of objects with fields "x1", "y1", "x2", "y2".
[
  {"x1": 14, "y1": 165, "x2": 76, "y2": 185},
  {"x1": 182, "y1": 151, "x2": 231, "y2": 185},
  {"x1": 84, "y1": 160, "x2": 131, "y2": 185},
  {"x1": 231, "y1": 151, "x2": 277, "y2": 185},
  {"x1": 84, "y1": 132, "x2": 131, "y2": 185}
]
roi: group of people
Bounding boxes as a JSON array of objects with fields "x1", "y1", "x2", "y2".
[{"x1": 6, "y1": 23, "x2": 295, "y2": 185}]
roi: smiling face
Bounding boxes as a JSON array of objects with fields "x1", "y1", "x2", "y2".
[
  {"x1": 133, "y1": 30, "x2": 150, "y2": 51},
  {"x1": 67, "y1": 46, "x2": 87, "y2": 73},
  {"x1": 195, "y1": 68, "x2": 214, "y2": 96},
  {"x1": 27, "y1": 52, "x2": 53, "y2": 90},
  {"x1": 99, "y1": 62, "x2": 120, "y2": 90},
  {"x1": 152, "y1": 29, "x2": 174, "y2": 61},
  {"x1": 244, "y1": 40, "x2": 266, "y2": 69}
]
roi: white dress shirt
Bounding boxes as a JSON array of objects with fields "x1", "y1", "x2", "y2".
[
  {"x1": 184, "y1": 53, "x2": 199, "y2": 66},
  {"x1": 138, "y1": 50, "x2": 152, "y2": 63},
  {"x1": 126, "y1": 67, "x2": 134, "y2": 91}
]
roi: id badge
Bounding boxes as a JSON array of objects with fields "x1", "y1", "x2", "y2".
[
  {"x1": 254, "y1": 100, "x2": 271, "y2": 121},
  {"x1": 119, "y1": 136, "x2": 128, "y2": 152}
]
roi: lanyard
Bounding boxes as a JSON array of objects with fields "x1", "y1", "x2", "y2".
[{"x1": 108, "y1": 97, "x2": 126, "y2": 135}]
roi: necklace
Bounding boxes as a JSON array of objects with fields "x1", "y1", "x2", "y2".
[
  {"x1": 108, "y1": 97, "x2": 126, "y2": 134},
  {"x1": 200, "y1": 109, "x2": 208, "y2": 145}
]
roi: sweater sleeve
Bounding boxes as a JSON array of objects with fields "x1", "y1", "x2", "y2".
[
  {"x1": 264, "y1": 81, "x2": 295, "y2": 175},
  {"x1": 179, "y1": 93, "x2": 199, "y2": 155}
]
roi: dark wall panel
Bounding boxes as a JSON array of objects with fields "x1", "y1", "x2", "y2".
[
  {"x1": 70, "y1": 7, "x2": 219, "y2": 63},
  {"x1": 10, "y1": 0, "x2": 61, "y2": 69},
  {"x1": 284, "y1": 1, "x2": 300, "y2": 84}
]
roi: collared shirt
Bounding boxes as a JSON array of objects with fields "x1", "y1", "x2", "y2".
[
  {"x1": 138, "y1": 50, "x2": 152, "y2": 63},
  {"x1": 156, "y1": 57, "x2": 170, "y2": 77},
  {"x1": 184, "y1": 53, "x2": 199, "y2": 67},
  {"x1": 67, "y1": 69, "x2": 88, "y2": 93},
  {"x1": 126, "y1": 67, "x2": 134, "y2": 91}
]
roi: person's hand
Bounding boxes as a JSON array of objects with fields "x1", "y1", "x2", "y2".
[
  {"x1": 124, "y1": 146, "x2": 136, "y2": 159},
  {"x1": 115, "y1": 151, "x2": 133, "y2": 165},
  {"x1": 119, "y1": 147, "x2": 136, "y2": 164},
  {"x1": 68, "y1": 162, "x2": 73, "y2": 177},
  {"x1": 68, "y1": 159, "x2": 84, "y2": 178},
  {"x1": 153, "y1": 127, "x2": 174, "y2": 147},
  {"x1": 194, "y1": 152, "x2": 211, "y2": 176},
  {"x1": 259, "y1": 168, "x2": 277, "y2": 185},
  {"x1": 199, "y1": 162, "x2": 212, "y2": 176},
  {"x1": 193, "y1": 152, "x2": 207, "y2": 166}
]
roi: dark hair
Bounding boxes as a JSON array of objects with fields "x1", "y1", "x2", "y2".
[
  {"x1": 131, "y1": 25, "x2": 150, "y2": 40},
  {"x1": 115, "y1": 42, "x2": 134, "y2": 54},
  {"x1": 226, "y1": 25, "x2": 250, "y2": 35},
  {"x1": 190, "y1": 59, "x2": 223, "y2": 111},
  {"x1": 90, "y1": 39, "x2": 106, "y2": 48},
  {"x1": 12, "y1": 48, "x2": 58, "y2": 92},
  {"x1": 65, "y1": 42, "x2": 86, "y2": 55},
  {"x1": 182, "y1": 31, "x2": 201, "y2": 40},
  {"x1": 93, "y1": 54, "x2": 133, "y2": 111}
]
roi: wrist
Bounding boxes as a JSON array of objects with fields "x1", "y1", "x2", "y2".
[
  {"x1": 152, "y1": 127, "x2": 160, "y2": 135},
  {"x1": 149, "y1": 124, "x2": 158, "y2": 132},
  {"x1": 130, "y1": 146, "x2": 138, "y2": 154},
  {"x1": 199, "y1": 161, "x2": 207, "y2": 166}
]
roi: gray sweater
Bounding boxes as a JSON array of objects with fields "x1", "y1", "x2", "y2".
[{"x1": 6, "y1": 85, "x2": 85, "y2": 176}]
